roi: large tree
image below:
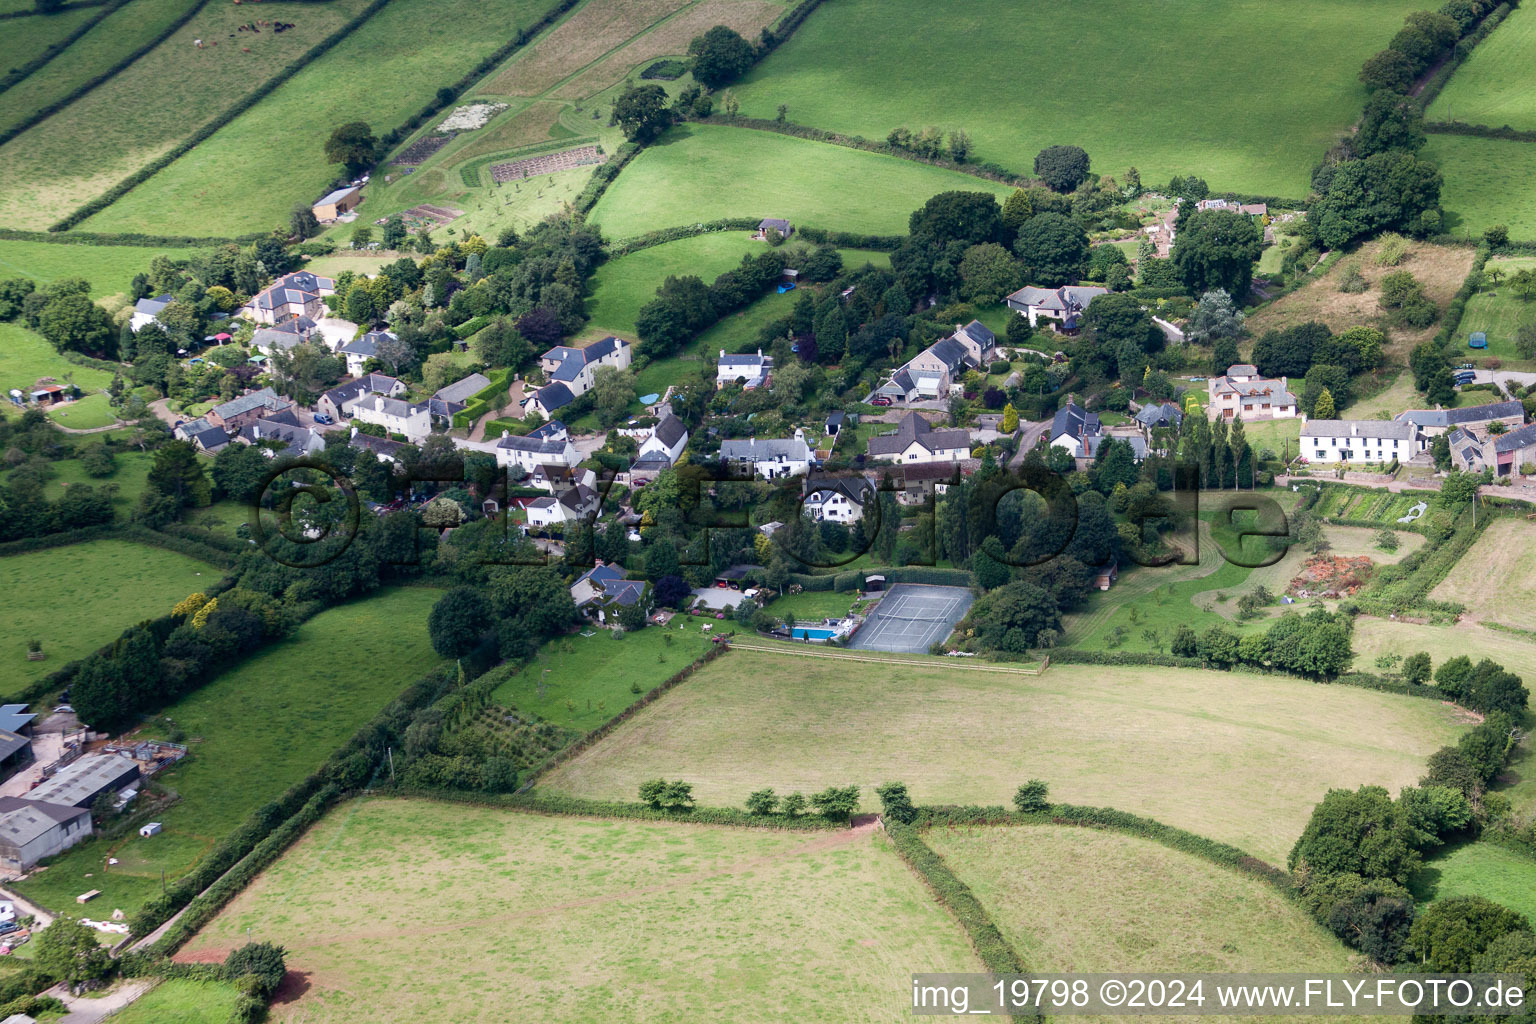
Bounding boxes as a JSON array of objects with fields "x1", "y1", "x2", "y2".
[
  {"x1": 1014, "y1": 212, "x2": 1089, "y2": 286},
  {"x1": 687, "y1": 25, "x2": 755, "y2": 88},
  {"x1": 613, "y1": 84, "x2": 673, "y2": 143},
  {"x1": 1184, "y1": 288, "x2": 1246, "y2": 345},
  {"x1": 1354, "y1": 91, "x2": 1426, "y2": 157},
  {"x1": 324, "y1": 122, "x2": 377, "y2": 176},
  {"x1": 957, "y1": 242, "x2": 1020, "y2": 304},
  {"x1": 1311, "y1": 151, "x2": 1443, "y2": 249},
  {"x1": 1288, "y1": 785, "x2": 1420, "y2": 883},
  {"x1": 1408, "y1": 896, "x2": 1532, "y2": 972},
  {"x1": 148, "y1": 440, "x2": 212, "y2": 507},
  {"x1": 1033, "y1": 144, "x2": 1090, "y2": 192},
  {"x1": 429, "y1": 586, "x2": 493, "y2": 657},
  {"x1": 1171, "y1": 209, "x2": 1264, "y2": 297},
  {"x1": 908, "y1": 191, "x2": 1002, "y2": 246}
]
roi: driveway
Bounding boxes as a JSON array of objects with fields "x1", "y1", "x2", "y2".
[
  {"x1": 46, "y1": 979, "x2": 154, "y2": 1023},
  {"x1": 1470, "y1": 369, "x2": 1536, "y2": 397},
  {"x1": 1008, "y1": 419, "x2": 1051, "y2": 468}
]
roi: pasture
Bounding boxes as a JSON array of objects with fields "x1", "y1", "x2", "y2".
[
  {"x1": 588, "y1": 123, "x2": 1014, "y2": 240},
  {"x1": 106, "y1": 978, "x2": 245, "y2": 1024},
  {"x1": 0, "y1": 320, "x2": 116, "y2": 394},
  {"x1": 1411, "y1": 842, "x2": 1536, "y2": 924},
  {"x1": 1426, "y1": 2, "x2": 1536, "y2": 131},
  {"x1": 1245, "y1": 238, "x2": 1478, "y2": 357},
  {"x1": 179, "y1": 800, "x2": 982, "y2": 1023},
  {"x1": 1423, "y1": 134, "x2": 1536, "y2": 241},
  {"x1": 78, "y1": 0, "x2": 564, "y2": 237},
  {"x1": 1457, "y1": 258, "x2": 1536, "y2": 364},
  {"x1": 539, "y1": 650, "x2": 1463, "y2": 864},
  {"x1": 13, "y1": 586, "x2": 443, "y2": 917},
  {"x1": 0, "y1": 0, "x2": 371, "y2": 230},
  {"x1": 0, "y1": 537, "x2": 219, "y2": 693},
  {"x1": 1349, "y1": 616, "x2": 1536, "y2": 688},
  {"x1": 1430, "y1": 516, "x2": 1536, "y2": 625},
  {"x1": 10, "y1": 449, "x2": 155, "y2": 510},
  {"x1": 927, "y1": 825, "x2": 1358, "y2": 973},
  {"x1": 0, "y1": 238, "x2": 197, "y2": 299},
  {"x1": 727, "y1": 0, "x2": 1422, "y2": 198},
  {"x1": 586, "y1": 231, "x2": 771, "y2": 336},
  {"x1": 1, "y1": 6, "x2": 99, "y2": 71}
]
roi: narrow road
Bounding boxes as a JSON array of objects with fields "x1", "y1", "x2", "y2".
[{"x1": 1007, "y1": 419, "x2": 1050, "y2": 469}]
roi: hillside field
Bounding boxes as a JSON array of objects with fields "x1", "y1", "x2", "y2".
[
  {"x1": 588, "y1": 123, "x2": 1013, "y2": 240},
  {"x1": 1430, "y1": 517, "x2": 1536, "y2": 625},
  {"x1": 927, "y1": 825, "x2": 1358, "y2": 974},
  {"x1": 13, "y1": 586, "x2": 443, "y2": 917},
  {"x1": 1411, "y1": 842, "x2": 1536, "y2": 924},
  {"x1": 540, "y1": 650, "x2": 1463, "y2": 864},
  {"x1": 1456, "y1": 259, "x2": 1536, "y2": 364},
  {"x1": 0, "y1": 238, "x2": 201, "y2": 299},
  {"x1": 1423, "y1": 134, "x2": 1536, "y2": 241},
  {"x1": 180, "y1": 799, "x2": 982, "y2": 1023},
  {"x1": 1427, "y1": 1, "x2": 1536, "y2": 131},
  {"x1": 0, "y1": 538, "x2": 220, "y2": 694},
  {"x1": 727, "y1": 0, "x2": 1423, "y2": 197}
]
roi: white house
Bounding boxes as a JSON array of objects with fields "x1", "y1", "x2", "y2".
[
  {"x1": 1005, "y1": 285, "x2": 1108, "y2": 330},
  {"x1": 1300, "y1": 418, "x2": 1422, "y2": 465},
  {"x1": 316, "y1": 373, "x2": 407, "y2": 422},
  {"x1": 527, "y1": 484, "x2": 600, "y2": 527},
  {"x1": 717, "y1": 349, "x2": 772, "y2": 389},
  {"x1": 350, "y1": 393, "x2": 431, "y2": 443},
  {"x1": 802, "y1": 476, "x2": 876, "y2": 523},
  {"x1": 637, "y1": 413, "x2": 688, "y2": 466},
  {"x1": 339, "y1": 330, "x2": 396, "y2": 376},
  {"x1": 128, "y1": 294, "x2": 173, "y2": 333},
  {"x1": 720, "y1": 429, "x2": 813, "y2": 479},
  {"x1": 236, "y1": 409, "x2": 326, "y2": 459},
  {"x1": 1048, "y1": 401, "x2": 1101, "y2": 458},
  {"x1": 1207, "y1": 364, "x2": 1298, "y2": 421},
  {"x1": 523, "y1": 337, "x2": 631, "y2": 420},
  {"x1": 244, "y1": 271, "x2": 335, "y2": 325},
  {"x1": 866, "y1": 411, "x2": 972, "y2": 464}
]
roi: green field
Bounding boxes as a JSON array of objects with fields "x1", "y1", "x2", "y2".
[
  {"x1": 13, "y1": 586, "x2": 443, "y2": 917},
  {"x1": 0, "y1": 238, "x2": 197, "y2": 299},
  {"x1": 1427, "y1": 2, "x2": 1536, "y2": 131},
  {"x1": 928, "y1": 825, "x2": 1358, "y2": 973},
  {"x1": 7, "y1": 448, "x2": 155, "y2": 512},
  {"x1": 630, "y1": 283, "x2": 801, "y2": 401},
  {"x1": 589, "y1": 123, "x2": 1013, "y2": 240},
  {"x1": 1, "y1": 6, "x2": 99, "y2": 72},
  {"x1": 0, "y1": 0, "x2": 372, "y2": 230},
  {"x1": 1458, "y1": 258, "x2": 1536, "y2": 363},
  {"x1": 541, "y1": 650, "x2": 1462, "y2": 864},
  {"x1": 1424, "y1": 134, "x2": 1536, "y2": 241},
  {"x1": 78, "y1": 0, "x2": 563, "y2": 237},
  {"x1": 1411, "y1": 842, "x2": 1536, "y2": 923},
  {"x1": 180, "y1": 799, "x2": 982, "y2": 1023},
  {"x1": 45, "y1": 390, "x2": 117, "y2": 427},
  {"x1": 106, "y1": 978, "x2": 245, "y2": 1024},
  {"x1": 762, "y1": 588, "x2": 858, "y2": 622},
  {"x1": 0, "y1": 537, "x2": 219, "y2": 693},
  {"x1": 487, "y1": 617, "x2": 714, "y2": 730},
  {"x1": 1350, "y1": 617, "x2": 1536, "y2": 693},
  {"x1": 0, "y1": 321, "x2": 116, "y2": 393},
  {"x1": 0, "y1": 0, "x2": 201, "y2": 136},
  {"x1": 728, "y1": 0, "x2": 1422, "y2": 198},
  {"x1": 586, "y1": 231, "x2": 771, "y2": 336}
]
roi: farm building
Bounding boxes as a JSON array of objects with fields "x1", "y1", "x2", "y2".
[
  {"x1": 0, "y1": 797, "x2": 91, "y2": 872},
  {"x1": 0, "y1": 731, "x2": 31, "y2": 777},
  {"x1": 1447, "y1": 421, "x2": 1536, "y2": 475},
  {"x1": 312, "y1": 186, "x2": 362, "y2": 223},
  {"x1": 26, "y1": 753, "x2": 140, "y2": 809},
  {"x1": 756, "y1": 217, "x2": 794, "y2": 240}
]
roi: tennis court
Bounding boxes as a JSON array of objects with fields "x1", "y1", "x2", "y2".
[{"x1": 846, "y1": 583, "x2": 973, "y2": 654}]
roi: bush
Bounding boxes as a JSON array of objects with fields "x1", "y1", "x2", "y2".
[{"x1": 1013, "y1": 779, "x2": 1049, "y2": 812}]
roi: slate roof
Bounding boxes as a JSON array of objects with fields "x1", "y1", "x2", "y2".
[
  {"x1": 651, "y1": 413, "x2": 687, "y2": 448},
  {"x1": 759, "y1": 218, "x2": 793, "y2": 234},
  {"x1": 1083, "y1": 434, "x2": 1149, "y2": 460},
  {"x1": 1396, "y1": 400, "x2": 1525, "y2": 428},
  {"x1": 321, "y1": 374, "x2": 401, "y2": 409},
  {"x1": 253, "y1": 316, "x2": 319, "y2": 351},
  {"x1": 720, "y1": 435, "x2": 812, "y2": 462},
  {"x1": 718, "y1": 352, "x2": 769, "y2": 368},
  {"x1": 240, "y1": 416, "x2": 323, "y2": 458},
  {"x1": 1133, "y1": 402, "x2": 1184, "y2": 429},
  {"x1": 1301, "y1": 419, "x2": 1419, "y2": 441},
  {"x1": 543, "y1": 339, "x2": 625, "y2": 382},
  {"x1": 572, "y1": 564, "x2": 648, "y2": 608},
  {"x1": 925, "y1": 337, "x2": 970, "y2": 371},
  {"x1": 133, "y1": 294, "x2": 172, "y2": 316},
  {"x1": 530, "y1": 381, "x2": 575, "y2": 412},
  {"x1": 805, "y1": 476, "x2": 875, "y2": 507},
  {"x1": 527, "y1": 420, "x2": 567, "y2": 440},
  {"x1": 350, "y1": 432, "x2": 406, "y2": 460},
  {"x1": 341, "y1": 330, "x2": 395, "y2": 358},
  {"x1": 363, "y1": 394, "x2": 425, "y2": 419},
  {"x1": 866, "y1": 412, "x2": 971, "y2": 457},
  {"x1": 1494, "y1": 421, "x2": 1536, "y2": 456},
  {"x1": 958, "y1": 319, "x2": 995, "y2": 347},
  {"x1": 825, "y1": 410, "x2": 845, "y2": 429},
  {"x1": 178, "y1": 417, "x2": 231, "y2": 449},
  {"x1": 433, "y1": 373, "x2": 491, "y2": 405},
  {"x1": 496, "y1": 433, "x2": 571, "y2": 456},
  {"x1": 1225, "y1": 363, "x2": 1258, "y2": 377},
  {"x1": 1051, "y1": 402, "x2": 1100, "y2": 441},
  {"x1": 1005, "y1": 285, "x2": 1108, "y2": 314},
  {"x1": 212, "y1": 388, "x2": 287, "y2": 420}
]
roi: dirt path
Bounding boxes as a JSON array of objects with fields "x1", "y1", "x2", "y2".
[{"x1": 467, "y1": 380, "x2": 525, "y2": 441}]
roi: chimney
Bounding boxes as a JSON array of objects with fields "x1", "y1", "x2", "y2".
[
  {"x1": 756, "y1": 348, "x2": 763, "y2": 358},
  {"x1": 720, "y1": 349, "x2": 726, "y2": 359},
  {"x1": 350, "y1": 426, "x2": 358, "y2": 438},
  {"x1": 1351, "y1": 423, "x2": 1358, "y2": 436}
]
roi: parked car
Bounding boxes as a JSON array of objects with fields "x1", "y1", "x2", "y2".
[
  {"x1": 0, "y1": 922, "x2": 20, "y2": 936},
  {"x1": 870, "y1": 396, "x2": 892, "y2": 407},
  {"x1": 52, "y1": 705, "x2": 73, "y2": 714},
  {"x1": 314, "y1": 413, "x2": 334, "y2": 425}
]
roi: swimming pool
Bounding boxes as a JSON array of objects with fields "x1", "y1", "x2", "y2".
[{"x1": 791, "y1": 627, "x2": 838, "y2": 640}]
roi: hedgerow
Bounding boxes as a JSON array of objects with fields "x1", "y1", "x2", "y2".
[{"x1": 0, "y1": 0, "x2": 133, "y2": 95}]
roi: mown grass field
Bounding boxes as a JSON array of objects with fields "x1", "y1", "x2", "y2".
[
  {"x1": 1, "y1": 5, "x2": 99, "y2": 69},
  {"x1": 928, "y1": 826, "x2": 1358, "y2": 975},
  {"x1": 8, "y1": 449, "x2": 155, "y2": 511},
  {"x1": 0, "y1": 537, "x2": 219, "y2": 694},
  {"x1": 1457, "y1": 258, "x2": 1536, "y2": 364},
  {"x1": 180, "y1": 800, "x2": 982, "y2": 1023},
  {"x1": 589, "y1": 123, "x2": 1013, "y2": 240},
  {"x1": 107, "y1": 978, "x2": 245, "y2": 1024},
  {"x1": 0, "y1": 0, "x2": 371, "y2": 230},
  {"x1": 1430, "y1": 517, "x2": 1536, "y2": 625},
  {"x1": 0, "y1": 316, "x2": 119, "y2": 394},
  {"x1": 1411, "y1": 842, "x2": 1536, "y2": 923},
  {"x1": 1427, "y1": 1, "x2": 1536, "y2": 131},
  {"x1": 727, "y1": 0, "x2": 1422, "y2": 198},
  {"x1": 586, "y1": 231, "x2": 771, "y2": 336},
  {"x1": 78, "y1": 0, "x2": 563, "y2": 237},
  {"x1": 0, "y1": 238, "x2": 199, "y2": 299},
  {"x1": 1423, "y1": 134, "x2": 1536, "y2": 241},
  {"x1": 0, "y1": 0, "x2": 201, "y2": 136},
  {"x1": 1349, "y1": 617, "x2": 1536, "y2": 691},
  {"x1": 14, "y1": 586, "x2": 443, "y2": 917},
  {"x1": 540, "y1": 650, "x2": 1462, "y2": 864},
  {"x1": 487, "y1": 617, "x2": 715, "y2": 730},
  {"x1": 45, "y1": 390, "x2": 116, "y2": 427}
]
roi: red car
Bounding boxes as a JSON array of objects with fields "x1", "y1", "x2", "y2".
[{"x1": 870, "y1": 396, "x2": 893, "y2": 407}]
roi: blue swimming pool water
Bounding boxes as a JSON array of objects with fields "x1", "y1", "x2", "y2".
[{"x1": 791, "y1": 627, "x2": 837, "y2": 640}]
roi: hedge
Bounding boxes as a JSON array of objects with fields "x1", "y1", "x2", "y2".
[
  {"x1": 572, "y1": 142, "x2": 640, "y2": 216},
  {"x1": 0, "y1": 0, "x2": 216, "y2": 150},
  {"x1": 0, "y1": 0, "x2": 132, "y2": 95},
  {"x1": 50, "y1": 0, "x2": 402, "y2": 231},
  {"x1": 606, "y1": 218, "x2": 760, "y2": 259},
  {"x1": 1413, "y1": 1, "x2": 1515, "y2": 113},
  {"x1": 390, "y1": 788, "x2": 845, "y2": 830},
  {"x1": 449, "y1": 367, "x2": 513, "y2": 428},
  {"x1": 450, "y1": 314, "x2": 493, "y2": 341},
  {"x1": 1431, "y1": 244, "x2": 1492, "y2": 356},
  {"x1": 829, "y1": 566, "x2": 974, "y2": 592},
  {"x1": 794, "y1": 226, "x2": 904, "y2": 250},
  {"x1": 0, "y1": 227, "x2": 249, "y2": 248}
]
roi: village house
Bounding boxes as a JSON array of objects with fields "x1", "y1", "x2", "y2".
[
  {"x1": 312, "y1": 186, "x2": 362, "y2": 223},
  {"x1": 244, "y1": 271, "x2": 335, "y2": 325},
  {"x1": 1447, "y1": 422, "x2": 1536, "y2": 475},
  {"x1": 428, "y1": 372, "x2": 492, "y2": 426},
  {"x1": 720, "y1": 430, "x2": 814, "y2": 479},
  {"x1": 339, "y1": 329, "x2": 396, "y2": 377},
  {"x1": 236, "y1": 408, "x2": 326, "y2": 459},
  {"x1": 1048, "y1": 400, "x2": 1102, "y2": 458},
  {"x1": 528, "y1": 464, "x2": 595, "y2": 493},
  {"x1": 527, "y1": 484, "x2": 600, "y2": 527},
  {"x1": 569, "y1": 563, "x2": 651, "y2": 623},
  {"x1": 1005, "y1": 285, "x2": 1108, "y2": 331},
  {"x1": 894, "y1": 461, "x2": 961, "y2": 504},
  {"x1": 251, "y1": 316, "x2": 320, "y2": 356},
  {"x1": 1300, "y1": 418, "x2": 1423, "y2": 465},
  {"x1": 874, "y1": 322, "x2": 995, "y2": 404},
  {"x1": 173, "y1": 417, "x2": 232, "y2": 453},
  {"x1": 205, "y1": 388, "x2": 293, "y2": 432},
  {"x1": 866, "y1": 411, "x2": 972, "y2": 464},
  {"x1": 128, "y1": 293, "x2": 173, "y2": 333},
  {"x1": 1081, "y1": 431, "x2": 1149, "y2": 467},
  {"x1": 1133, "y1": 401, "x2": 1184, "y2": 433},
  {"x1": 316, "y1": 373, "x2": 407, "y2": 422},
  {"x1": 349, "y1": 429, "x2": 407, "y2": 464},
  {"x1": 717, "y1": 349, "x2": 773, "y2": 390},
  {"x1": 637, "y1": 413, "x2": 688, "y2": 466},
  {"x1": 1207, "y1": 364, "x2": 1297, "y2": 421},
  {"x1": 1394, "y1": 400, "x2": 1526, "y2": 438},
  {"x1": 802, "y1": 475, "x2": 876, "y2": 523},
  {"x1": 1195, "y1": 198, "x2": 1268, "y2": 218},
  {"x1": 350, "y1": 394, "x2": 431, "y2": 443}
]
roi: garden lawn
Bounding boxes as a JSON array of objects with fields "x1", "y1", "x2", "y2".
[
  {"x1": 0, "y1": 0, "x2": 371, "y2": 230},
  {"x1": 588, "y1": 123, "x2": 1013, "y2": 241},
  {"x1": 540, "y1": 650, "x2": 1462, "y2": 864},
  {"x1": 1457, "y1": 258, "x2": 1536, "y2": 364},
  {"x1": 1430, "y1": 516, "x2": 1536, "y2": 626},
  {"x1": 488, "y1": 617, "x2": 713, "y2": 730},
  {"x1": 928, "y1": 825, "x2": 1358, "y2": 973},
  {"x1": 762, "y1": 589, "x2": 856, "y2": 622},
  {"x1": 728, "y1": 0, "x2": 1423, "y2": 197},
  {"x1": 1411, "y1": 842, "x2": 1536, "y2": 924},
  {"x1": 45, "y1": 390, "x2": 116, "y2": 427},
  {"x1": 0, "y1": 238, "x2": 200, "y2": 300},
  {"x1": 106, "y1": 978, "x2": 245, "y2": 1024},
  {"x1": 10, "y1": 449, "x2": 155, "y2": 511},
  {"x1": 78, "y1": 0, "x2": 564, "y2": 237},
  {"x1": 179, "y1": 799, "x2": 982, "y2": 1023},
  {"x1": 1427, "y1": 2, "x2": 1536, "y2": 131},
  {"x1": 0, "y1": 321, "x2": 115, "y2": 393},
  {"x1": 1423, "y1": 134, "x2": 1536, "y2": 241},
  {"x1": 0, "y1": 0, "x2": 201, "y2": 136},
  {"x1": 0, "y1": 537, "x2": 218, "y2": 693},
  {"x1": 12, "y1": 585, "x2": 443, "y2": 917}
]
